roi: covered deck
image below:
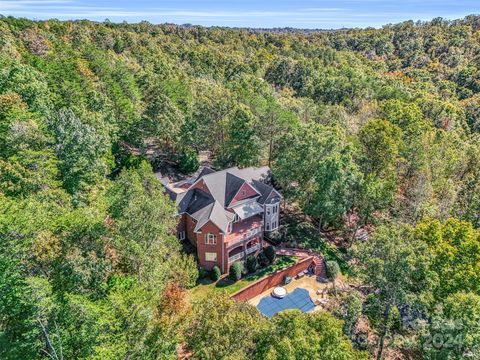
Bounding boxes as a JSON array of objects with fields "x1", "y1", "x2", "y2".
[
  {"x1": 226, "y1": 215, "x2": 264, "y2": 263},
  {"x1": 225, "y1": 215, "x2": 263, "y2": 245}
]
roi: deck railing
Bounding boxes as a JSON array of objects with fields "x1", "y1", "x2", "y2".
[
  {"x1": 245, "y1": 243, "x2": 261, "y2": 255},
  {"x1": 228, "y1": 243, "x2": 261, "y2": 263},
  {"x1": 227, "y1": 227, "x2": 262, "y2": 248}
]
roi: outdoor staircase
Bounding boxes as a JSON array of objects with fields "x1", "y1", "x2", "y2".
[
  {"x1": 275, "y1": 246, "x2": 327, "y2": 277},
  {"x1": 312, "y1": 256, "x2": 326, "y2": 277}
]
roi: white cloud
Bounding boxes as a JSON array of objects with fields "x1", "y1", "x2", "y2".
[{"x1": 0, "y1": 0, "x2": 73, "y2": 9}]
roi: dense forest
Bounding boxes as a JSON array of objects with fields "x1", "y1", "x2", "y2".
[{"x1": 1, "y1": 14, "x2": 480, "y2": 359}]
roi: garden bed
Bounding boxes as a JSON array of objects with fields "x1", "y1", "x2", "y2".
[{"x1": 188, "y1": 256, "x2": 297, "y2": 301}]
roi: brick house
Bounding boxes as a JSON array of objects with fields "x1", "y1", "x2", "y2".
[{"x1": 160, "y1": 166, "x2": 282, "y2": 273}]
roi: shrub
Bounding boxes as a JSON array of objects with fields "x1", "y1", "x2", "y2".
[
  {"x1": 265, "y1": 229, "x2": 283, "y2": 245},
  {"x1": 211, "y1": 265, "x2": 221, "y2": 281},
  {"x1": 245, "y1": 255, "x2": 258, "y2": 273},
  {"x1": 229, "y1": 262, "x2": 243, "y2": 281},
  {"x1": 264, "y1": 245, "x2": 276, "y2": 263},
  {"x1": 198, "y1": 267, "x2": 208, "y2": 279},
  {"x1": 326, "y1": 260, "x2": 341, "y2": 294},
  {"x1": 258, "y1": 251, "x2": 270, "y2": 267},
  {"x1": 326, "y1": 260, "x2": 341, "y2": 281}
]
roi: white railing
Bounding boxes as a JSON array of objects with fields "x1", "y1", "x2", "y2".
[
  {"x1": 246, "y1": 243, "x2": 261, "y2": 255},
  {"x1": 229, "y1": 252, "x2": 244, "y2": 262},
  {"x1": 228, "y1": 244, "x2": 261, "y2": 263},
  {"x1": 229, "y1": 227, "x2": 262, "y2": 247}
]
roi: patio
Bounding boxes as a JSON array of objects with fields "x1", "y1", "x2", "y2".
[{"x1": 248, "y1": 274, "x2": 332, "y2": 310}]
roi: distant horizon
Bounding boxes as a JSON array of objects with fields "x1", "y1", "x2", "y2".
[{"x1": 0, "y1": 0, "x2": 479, "y2": 29}]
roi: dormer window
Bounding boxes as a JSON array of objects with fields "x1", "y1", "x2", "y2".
[
  {"x1": 205, "y1": 233, "x2": 217, "y2": 245},
  {"x1": 234, "y1": 214, "x2": 240, "y2": 222}
]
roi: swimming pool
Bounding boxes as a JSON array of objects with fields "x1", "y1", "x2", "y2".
[{"x1": 256, "y1": 288, "x2": 315, "y2": 317}]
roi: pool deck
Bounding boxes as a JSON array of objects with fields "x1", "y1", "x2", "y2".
[{"x1": 248, "y1": 274, "x2": 331, "y2": 309}]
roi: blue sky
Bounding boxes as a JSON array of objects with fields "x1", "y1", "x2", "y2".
[{"x1": 0, "y1": 0, "x2": 479, "y2": 28}]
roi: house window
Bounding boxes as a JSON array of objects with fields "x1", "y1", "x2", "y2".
[
  {"x1": 178, "y1": 231, "x2": 185, "y2": 240},
  {"x1": 272, "y1": 221, "x2": 277, "y2": 230},
  {"x1": 205, "y1": 252, "x2": 217, "y2": 261},
  {"x1": 266, "y1": 206, "x2": 271, "y2": 215},
  {"x1": 266, "y1": 223, "x2": 270, "y2": 231},
  {"x1": 234, "y1": 214, "x2": 240, "y2": 222},
  {"x1": 205, "y1": 233, "x2": 217, "y2": 245},
  {"x1": 242, "y1": 190, "x2": 247, "y2": 196}
]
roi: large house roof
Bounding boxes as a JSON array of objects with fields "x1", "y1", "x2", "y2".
[{"x1": 164, "y1": 166, "x2": 280, "y2": 233}]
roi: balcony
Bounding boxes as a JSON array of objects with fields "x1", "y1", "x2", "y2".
[
  {"x1": 228, "y1": 227, "x2": 262, "y2": 248},
  {"x1": 228, "y1": 252, "x2": 244, "y2": 263},
  {"x1": 225, "y1": 215, "x2": 263, "y2": 248},
  {"x1": 228, "y1": 243, "x2": 261, "y2": 263},
  {"x1": 246, "y1": 243, "x2": 261, "y2": 255}
]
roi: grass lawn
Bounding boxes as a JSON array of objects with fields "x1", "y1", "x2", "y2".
[{"x1": 188, "y1": 256, "x2": 297, "y2": 301}]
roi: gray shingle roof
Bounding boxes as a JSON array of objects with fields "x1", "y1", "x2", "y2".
[
  {"x1": 229, "y1": 166, "x2": 272, "y2": 184},
  {"x1": 195, "y1": 166, "x2": 216, "y2": 181},
  {"x1": 252, "y1": 179, "x2": 274, "y2": 204},
  {"x1": 185, "y1": 189, "x2": 214, "y2": 214},
  {"x1": 198, "y1": 170, "x2": 244, "y2": 207},
  {"x1": 192, "y1": 200, "x2": 234, "y2": 233},
  {"x1": 170, "y1": 166, "x2": 280, "y2": 233}
]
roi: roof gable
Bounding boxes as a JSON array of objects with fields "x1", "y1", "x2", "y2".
[
  {"x1": 193, "y1": 200, "x2": 233, "y2": 233},
  {"x1": 224, "y1": 172, "x2": 245, "y2": 206},
  {"x1": 173, "y1": 166, "x2": 280, "y2": 234},
  {"x1": 228, "y1": 181, "x2": 259, "y2": 207}
]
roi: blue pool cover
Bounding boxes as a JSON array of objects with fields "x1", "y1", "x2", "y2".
[{"x1": 257, "y1": 288, "x2": 315, "y2": 318}]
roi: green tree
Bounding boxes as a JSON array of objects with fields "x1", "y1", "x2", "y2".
[
  {"x1": 381, "y1": 100, "x2": 429, "y2": 138},
  {"x1": 358, "y1": 119, "x2": 403, "y2": 177},
  {"x1": 108, "y1": 162, "x2": 191, "y2": 289},
  {"x1": 335, "y1": 292, "x2": 363, "y2": 340},
  {"x1": 211, "y1": 265, "x2": 221, "y2": 281},
  {"x1": 349, "y1": 173, "x2": 396, "y2": 246},
  {"x1": 355, "y1": 223, "x2": 435, "y2": 360},
  {"x1": 177, "y1": 147, "x2": 199, "y2": 174},
  {"x1": 218, "y1": 106, "x2": 260, "y2": 167},
  {"x1": 415, "y1": 218, "x2": 480, "y2": 299},
  {"x1": 135, "y1": 90, "x2": 184, "y2": 148},
  {"x1": 48, "y1": 108, "x2": 111, "y2": 196},
  {"x1": 186, "y1": 293, "x2": 263, "y2": 359},
  {"x1": 423, "y1": 292, "x2": 480, "y2": 359},
  {"x1": 275, "y1": 124, "x2": 361, "y2": 230},
  {"x1": 255, "y1": 310, "x2": 368, "y2": 360}
]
